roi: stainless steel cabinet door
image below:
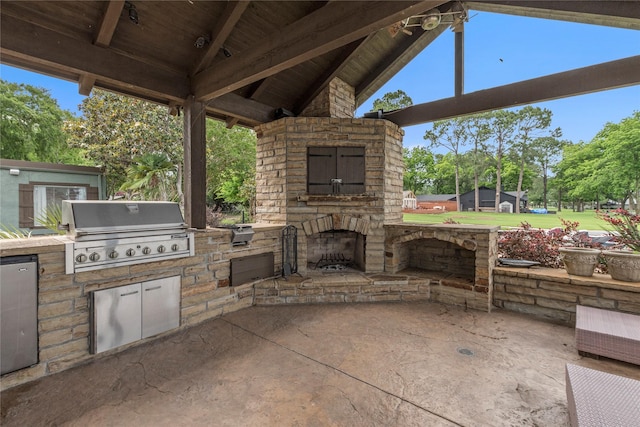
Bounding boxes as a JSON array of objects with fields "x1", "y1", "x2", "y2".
[
  {"x1": 91, "y1": 283, "x2": 142, "y2": 354},
  {"x1": 142, "y1": 276, "x2": 180, "y2": 339},
  {"x1": 0, "y1": 257, "x2": 38, "y2": 375}
]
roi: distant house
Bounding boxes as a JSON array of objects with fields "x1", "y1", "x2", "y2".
[
  {"x1": 402, "y1": 190, "x2": 417, "y2": 209},
  {"x1": 415, "y1": 187, "x2": 528, "y2": 212},
  {"x1": 458, "y1": 187, "x2": 528, "y2": 212},
  {"x1": 0, "y1": 159, "x2": 106, "y2": 235}
]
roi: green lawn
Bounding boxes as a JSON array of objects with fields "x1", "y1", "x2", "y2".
[{"x1": 403, "y1": 210, "x2": 609, "y2": 230}]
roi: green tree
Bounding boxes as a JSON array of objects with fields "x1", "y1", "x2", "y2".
[
  {"x1": 500, "y1": 158, "x2": 535, "y2": 194},
  {"x1": 424, "y1": 117, "x2": 467, "y2": 210},
  {"x1": 120, "y1": 152, "x2": 178, "y2": 201},
  {"x1": 403, "y1": 146, "x2": 434, "y2": 193},
  {"x1": 206, "y1": 120, "x2": 257, "y2": 210},
  {"x1": 460, "y1": 113, "x2": 491, "y2": 211},
  {"x1": 371, "y1": 89, "x2": 413, "y2": 111},
  {"x1": 554, "y1": 142, "x2": 600, "y2": 211},
  {"x1": 0, "y1": 79, "x2": 84, "y2": 163},
  {"x1": 66, "y1": 90, "x2": 184, "y2": 197},
  {"x1": 531, "y1": 136, "x2": 567, "y2": 210},
  {"x1": 510, "y1": 106, "x2": 560, "y2": 213},
  {"x1": 594, "y1": 112, "x2": 640, "y2": 212},
  {"x1": 486, "y1": 110, "x2": 517, "y2": 212},
  {"x1": 431, "y1": 153, "x2": 457, "y2": 195}
]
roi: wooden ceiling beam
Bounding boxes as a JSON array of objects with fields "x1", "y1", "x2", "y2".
[
  {"x1": 192, "y1": 0, "x2": 446, "y2": 101},
  {"x1": 94, "y1": 1, "x2": 125, "y2": 48},
  {"x1": 355, "y1": 25, "x2": 446, "y2": 107},
  {"x1": 206, "y1": 93, "x2": 273, "y2": 125},
  {"x1": 78, "y1": 73, "x2": 96, "y2": 96},
  {"x1": 192, "y1": 1, "x2": 249, "y2": 75},
  {"x1": 467, "y1": 1, "x2": 640, "y2": 30},
  {"x1": 382, "y1": 56, "x2": 640, "y2": 127},
  {"x1": 293, "y1": 36, "x2": 370, "y2": 114},
  {"x1": 0, "y1": 14, "x2": 189, "y2": 101}
]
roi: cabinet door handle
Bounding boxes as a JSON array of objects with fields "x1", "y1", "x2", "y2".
[
  {"x1": 145, "y1": 286, "x2": 162, "y2": 292},
  {"x1": 120, "y1": 291, "x2": 139, "y2": 297}
]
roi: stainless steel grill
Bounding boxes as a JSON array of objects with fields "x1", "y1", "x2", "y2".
[{"x1": 62, "y1": 200, "x2": 194, "y2": 274}]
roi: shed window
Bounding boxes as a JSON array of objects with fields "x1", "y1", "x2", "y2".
[
  {"x1": 19, "y1": 182, "x2": 98, "y2": 228},
  {"x1": 33, "y1": 185, "x2": 87, "y2": 226},
  {"x1": 307, "y1": 147, "x2": 365, "y2": 194}
]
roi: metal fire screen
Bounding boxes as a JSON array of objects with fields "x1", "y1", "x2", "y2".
[{"x1": 282, "y1": 225, "x2": 298, "y2": 277}]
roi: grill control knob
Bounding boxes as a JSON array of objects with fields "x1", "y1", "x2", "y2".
[
  {"x1": 76, "y1": 254, "x2": 87, "y2": 263},
  {"x1": 171, "y1": 244, "x2": 179, "y2": 252},
  {"x1": 108, "y1": 250, "x2": 119, "y2": 259},
  {"x1": 157, "y1": 245, "x2": 166, "y2": 253},
  {"x1": 142, "y1": 246, "x2": 151, "y2": 255},
  {"x1": 126, "y1": 248, "x2": 136, "y2": 257},
  {"x1": 89, "y1": 252, "x2": 100, "y2": 262}
]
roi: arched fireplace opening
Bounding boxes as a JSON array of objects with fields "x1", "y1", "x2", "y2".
[
  {"x1": 307, "y1": 230, "x2": 365, "y2": 272},
  {"x1": 398, "y1": 238, "x2": 475, "y2": 284}
]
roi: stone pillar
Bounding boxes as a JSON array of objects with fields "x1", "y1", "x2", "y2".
[{"x1": 299, "y1": 77, "x2": 355, "y2": 118}]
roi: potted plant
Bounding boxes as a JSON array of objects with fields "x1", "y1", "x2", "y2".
[
  {"x1": 599, "y1": 208, "x2": 640, "y2": 282},
  {"x1": 556, "y1": 219, "x2": 602, "y2": 277},
  {"x1": 559, "y1": 247, "x2": 601, "y2": 277}
]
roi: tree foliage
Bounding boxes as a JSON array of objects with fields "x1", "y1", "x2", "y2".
[
  {"x1": 65, "y1": 90, "x2": 183, "y2": 197},
  {"x1": 0, "y1": 79, "x2": 84, "y2": 164},
  {"x1": 206, "y1": 120, "x2": 257, "y2": 209},
  {"x1": 403, "y1": 146, "x2": 434, "y2": 193},
  {"x1": 424, "y1": 116, "x2": 470, "y2": 209},
  {"x1": 555, "y1": 111, "x2": 639, "y2": 212},
  {"x1": 66, "y1": 89, "x2": 257, "y2": 208},
  {"x1": 509, "y1": 106, "x2": 560, "y2": 213},
  {"x1": 371, "y1": 90, "x2": 413, "y2": 111},
  {"x1": 120, "y1": 152, "x2": 179, "y2": 201}
]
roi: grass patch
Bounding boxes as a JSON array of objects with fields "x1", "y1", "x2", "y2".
[{"x1": 403, "y1": 210, "x2": 608, "y2": 230}]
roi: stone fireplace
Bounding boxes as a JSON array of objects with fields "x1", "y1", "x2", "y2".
[
  {"x1": 252, "y1": 77, "x2": 498, "y2": 311},
  {"x1": 254, "y1": 117, "x2": 404, "y2": 275}
]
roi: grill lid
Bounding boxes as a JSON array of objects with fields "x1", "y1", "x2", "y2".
[{"x1": 62, "y1": 200, "x2": 187, "y2": 237}]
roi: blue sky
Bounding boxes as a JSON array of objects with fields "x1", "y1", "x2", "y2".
[
  {"x1": 356, "y1": 12, "x2": 640, "y2": 149},
  {"x1": 1, "y1": 11, "x2": 639, "y2": 150}
]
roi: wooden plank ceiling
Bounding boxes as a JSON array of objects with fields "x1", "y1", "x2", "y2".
[{"x1": 1, "y1": 1, "x2": 638, "y2": 128}]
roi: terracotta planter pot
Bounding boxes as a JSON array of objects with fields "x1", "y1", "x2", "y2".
[
  {"x1": 559, "y1": 247, "x2": 601, "y2": 277},
  {"x1": 603, "y1": 251, "x2": 640, "y2": 282}
]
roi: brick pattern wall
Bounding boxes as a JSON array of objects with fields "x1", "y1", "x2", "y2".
[
  {"x1": 254, "y1": 273, "x2": 431, "y2": 305},
  {"x1": 385, "y1": 224, "x2": 499, "y2": 312},
  {"x1": 493, "y1": 267, "x2": 640, "y2": 324},
  {"x1": 254, "y1": 117, "x2": 405, "y2": 274},
  {"x1": 300, "y1": 77, "x2": 355, "y2": 118},
  {"x1": 0, "y1": 225, "x2": 282, "y2": 390}
]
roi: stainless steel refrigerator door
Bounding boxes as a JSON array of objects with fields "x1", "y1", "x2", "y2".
[
  {"x1": 142, "y1": 276, "x2": 180, "y2": 339},
  {"x1": 91, "y1": 283, "x2": 142, "y2": 354},
  {"x1": 0, "y1": 257, "x2": 38, "y2": 375}
]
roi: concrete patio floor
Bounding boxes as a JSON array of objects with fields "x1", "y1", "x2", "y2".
[{"x1": 2, "y1": 301, "x2": 640, "y2": 426}]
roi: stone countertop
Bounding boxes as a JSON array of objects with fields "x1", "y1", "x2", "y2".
[
  {"x1": 494, "y1": 265, "x2": 640, "y2": 292},
  {"x1": 0, "y1": 235, "x2": 69, "y2": 256}
]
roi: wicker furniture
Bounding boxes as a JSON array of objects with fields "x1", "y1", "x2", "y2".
[
  {"x1": 575, "y1": 305, "x2": 640, "y2": 366},
  {"x1": 566, "y1": 364, "x2": 640, "y2": 427}
]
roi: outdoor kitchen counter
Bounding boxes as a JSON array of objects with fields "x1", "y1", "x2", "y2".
[
  {"x1": 0, "y1": 235, "x2": 70, "y2": 256},
  {"x1": 0, "y1": 223, "x2": 287, "y2": 391}
]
